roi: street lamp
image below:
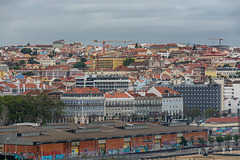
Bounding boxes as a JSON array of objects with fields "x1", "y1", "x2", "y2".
[{"x1": 5, "y1": 138, "x2": 9, "y2": 160}]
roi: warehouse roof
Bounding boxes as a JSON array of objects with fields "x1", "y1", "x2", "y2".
[{"x1": 0, "y1": 121, "x2": 206, "y2": 145}]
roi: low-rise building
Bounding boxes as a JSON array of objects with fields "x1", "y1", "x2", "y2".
[
  {"x1": 73, "y1": 74, "x2": 131, "y2": 93},
  {"x1": 105, "y1": 92, "x2": 135, "y2": 121},
  {"x1": 147, "y1": 87, "x2": 183, "y2": 118},
  {"x1": 128, "y1": 91, "x2": 162, "y2": 121},
  {"x1": 61, "y1": 87, "x2": 105, "y2": 124},
  {"x1": 0, "y1": 121, "x2": 208, "y2": 159}
]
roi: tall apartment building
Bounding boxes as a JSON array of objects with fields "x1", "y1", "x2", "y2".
[
  {"x1": 223, "y1": 80, "x2": 240, "y2": 114},
  {"x1": 61, "y1": 87, "x2": 105, "y2": 124},
  {"x1": 171, "y1": 83, "x2": 221, "y2": 112},
  {"x1": 73, "y1": 74, "x2": 131, "y2": 93}
]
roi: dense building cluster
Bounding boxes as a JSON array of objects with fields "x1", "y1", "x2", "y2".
[
  {"x1": 1, "y1": 40, "x2": 240, "y2": 159},
  {"x1": 1, "y1": 41, "x2": 240, "y2": 120}
]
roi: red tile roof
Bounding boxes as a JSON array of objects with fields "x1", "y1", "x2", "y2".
[
  {"x1": 4, "y1": 83, "x2": 17, "y2": 88},
  {"x1": 64, "y1": 87, "x2": 102, "y2": 94},
  {"x1": 19, "y1": 89, "x2": 33, "y2": 95},
  {"x1": 105, "y1": 92, "x2": 130, "y2": 98},
  {"x1": 154, "y1": 87, "x2": 180, "y2": 95},
  {"x1": 206, "y1": 117, "x2": 239, "y2": 123}
]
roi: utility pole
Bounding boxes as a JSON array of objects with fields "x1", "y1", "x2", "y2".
[{"x1": 238, "y1": 109, "x2": 240, "y2": 135}]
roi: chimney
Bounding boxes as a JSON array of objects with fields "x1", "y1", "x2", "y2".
[
  {"x1": 36, "y1": 83, "x2": 40, "y2": 89},
  {"x1": 23, "y1": 84, "x2": 25, "y2": 92}
]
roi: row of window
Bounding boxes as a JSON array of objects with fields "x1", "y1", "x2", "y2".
[
  {"x1": 106, "y1": 101, "x2": 134, "y2": 106},
  {"x1": 163, "y1": 99, "x2": 181, "y2": 102},
  {"x1": 65, "y1": 111, "x2": 104, "y2": 117},
  {"x1": 106, "y1": 112, "x2": 133, "y2": 117},
  {"x1": 184, "y1": 97, "x2": 220, "y2": 100},
  {"x1": 135, "y1": 100, "x2": 161, "y2": 105},
  {"x1": 62, "y1": 94, "x2": 104, "y2": 97},
  {"x1": 106, "y1": 107, "x2": 133, "y2": 111},
  {"x1": 64, "y1": 106, "x2": 104, "y2": 110},
  {"x1": 63, "y1": 99, "x2": 104, "y2": 105}
]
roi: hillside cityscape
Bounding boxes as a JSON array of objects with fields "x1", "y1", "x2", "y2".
[
  {"x1": 1, "y1": 0, "x2": 240, "y2": 159},
  {"x1": 0, "y1": 40, "x2": 240, "y2": 159}
]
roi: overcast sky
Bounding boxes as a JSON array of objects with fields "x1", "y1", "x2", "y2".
[{"x1": 0, "y1": 0, "x2": 240, "y2": 47}]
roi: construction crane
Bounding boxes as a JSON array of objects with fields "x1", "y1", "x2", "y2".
[
  {"x1": 208, "y1": 38, "x2": 223, "y2": 46},
  {"x1": 93, "y1": 40, "x2": 135, "y2": 70},
  {"x1": 93, "y1": 40, "x2": 134, "y2": 54}
]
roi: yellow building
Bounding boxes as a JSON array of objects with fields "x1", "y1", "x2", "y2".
[
  {"x1": 205, "y1": 66, "x2": 217, "y2": 77},
  {"x1": 42, "y1": 77, "x2": 51, "y2": 83},
  {"x1": 93, "y1": 57, "x2": 124, "y2": 69},
  {"x1": 212, "y1": 61, "x2": 236, "y2": 67},
  {"x1": 0, "y1": 70, "x2": 5, "y2": 78}
]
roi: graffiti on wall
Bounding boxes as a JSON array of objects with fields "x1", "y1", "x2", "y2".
[
  {"x1": 12, "y1": 152, "x2": 37, "y2": 160},
  {"x1": 107, "y1": 146, "x2": 130, "y2": 154},
  {"x1": 41, "y1": 154, "x2": 65, "y2": 160},
  {"x1": 162, "y1": 140, "x2": 177, "y2": 149},
  {"x1": 212, "y1": 127, "x2": 238, "y2": 135},
  {"x1": 71, "y1": 146, "x2": 78, "y2": 157},
  {"x1": 80, "y1": 149, "x2": 97, "y2": 157}
]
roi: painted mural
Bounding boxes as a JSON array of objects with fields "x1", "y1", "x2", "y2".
[{"x1": 212, "y1": 127, "x2": 238, "y2": 135}]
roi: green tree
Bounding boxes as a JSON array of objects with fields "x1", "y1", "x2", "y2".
[
  {"x1": 183, "y1": 105, "x2": 189, "y2": 119},
  {"x1": 224, "y1": 134, "x2": 232, "y2": 141},
  {"x1": 193, "y1": 44, "x2": 197, "y2": 51},
  {"x1": 32, "y1": 48, "x2": 38, "y2": 55},
  {"x1": 216, "y1": 135, "x2": 224, "y2": 145},
  {"x1": 190, "y1": 108, "x2": 201, "y2": 121},
  {"x1": 205, "y1": 109, "x2": 219, "y2": 118},
  {"x1": 28, "y1": 57, "x2": 40, "y2": 64},
  {"x1": 135, "y1": 43, "x2": 138, "y2": 48},
  {"x1": 22, "y1": 71, "x2": 35, "y2": 76},
  {"x1": 198, "y1": 137, "x2": 205, "y2": 146},
  {"x1": 236, "y1": 72, "x2": 240, "y2": 78},
  {"x1": 184, "y1": 106, "x2": 201, "y2": 122},
  {"x1": 179, "y1": 136, "x2": 187, "y2": 146},
  {"x1": 123, "y1": 58, "x2": 135, "y2": 66},
  {"x1": 0, "y1": 94, "x2": 64, "y2": 125},
  {"x1": 69, "y1": 53, "x2": 73, "y2": 58},
  {"x1": 73, "y1": 62, "x2": 87, "y2": 69},
  {"x1": 234, "y1": 134, "x2": 240, "y2": 142},
  {"x1": 20, "y1": 48, "x2": 32, "y2": 54},
  {"x1": 190, "y1": 136, "x2": 194, "y2": 145},
  {"x1": 81, "y1": 57, "x2": 87, "y2": 62},
  {"x1": 12, "y1": 66, "x2": 21, "y2": 70},
  {"x1": 19, "y1": 60, "x2": 25, "y2": 66},
  {"x1": 48, "y1": 54, "x2": 54, "y2": 59},
  {"x1": 208, "y1": 136, "x2": 215, "y2": 145}
]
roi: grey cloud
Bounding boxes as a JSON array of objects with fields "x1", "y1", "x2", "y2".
[{"x1": 0, "y1": 0, "x2": 239, "y2": 46}]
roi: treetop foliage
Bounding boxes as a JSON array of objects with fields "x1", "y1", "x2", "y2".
[
  {"x1": 123, "y1": 58, "x2": 135, "y2": 66},
  {"x1": 0, "y1": 94, "x2": 65, "y2": 125}
]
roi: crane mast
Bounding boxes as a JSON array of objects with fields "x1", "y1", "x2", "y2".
[{"x1": 93, "y1": 40, "x2": 134, "y2": 69}]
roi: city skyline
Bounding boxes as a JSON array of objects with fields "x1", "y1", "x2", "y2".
[{"x1": 0, "y1": 0, "x2": 240, "y2": 47}]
